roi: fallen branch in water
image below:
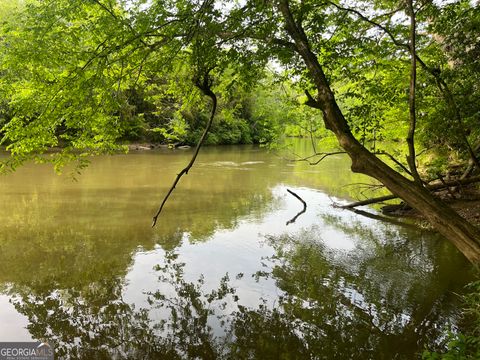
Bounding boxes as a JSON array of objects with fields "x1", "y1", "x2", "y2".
[
  {"x1": 340, "y1": 194, "x2": 397, "y2": 209},
  {"x1": 340, "y1": 175, "x2": 480, "y2": 209},
  {"x1": 286, "y1": 189, "x2": 307, "y2": 225},
  {"x1": 152, "y1": 71, "x2": 216, "y2": 227}
]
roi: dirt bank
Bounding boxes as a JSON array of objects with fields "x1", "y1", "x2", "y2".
[{"x1": 385, "y1": 184, "x2": 480, "y2": 227}]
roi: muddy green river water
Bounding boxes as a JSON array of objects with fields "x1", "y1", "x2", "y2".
[{"x1": 0, "y1": 143, "x2": 475, "y2": 359}]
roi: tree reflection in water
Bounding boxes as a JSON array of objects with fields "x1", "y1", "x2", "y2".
[{"x1": 5, "y1": 217, "x2": 473, "y2": 359}]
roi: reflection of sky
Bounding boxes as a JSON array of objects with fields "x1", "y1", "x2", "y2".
[
  {"x1": 0, "y1": 148, "x2": 382, "y2": 341},
  {"x1": 0, "y1": 294, "x2": 33, "y2": 341},
  {"x1": 121, "y1": 185, "x2": 417, "y2": 335},
  {"x1": 0, "y1": 178, "x2": 470, "y2": 346}
]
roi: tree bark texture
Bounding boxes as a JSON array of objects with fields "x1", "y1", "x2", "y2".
[{"x1": 277, "y1": 0, "x2": 480, "y2": 263}]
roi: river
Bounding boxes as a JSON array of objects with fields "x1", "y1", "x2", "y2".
[{"x1": 0, "y1": 142, "x2": 475, "y2": 359}]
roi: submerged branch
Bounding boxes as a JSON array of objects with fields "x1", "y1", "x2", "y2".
[
  {"x1": 348, "y1": 208, "x2": 418, "y2": 229},
  {"x1": 286, "y1": 189, "x2": 307, "y2": 225},
  {"x1": 340, "y1": 194, "x2": 398, "y2": 209},
  {"x1": 151, "y1": 71, "x2": 217, "y2": 227}
]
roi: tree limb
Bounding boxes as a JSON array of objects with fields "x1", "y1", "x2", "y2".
[
  {"x1": 327, "y1": 0, "x2": 480, "y2": 168},
  {"x1": 286, "y1": 189, "x2": 307, "y2": 225},
  {"x1": 304, "y1": 89, "x2": 322, "y2": 109},
  {"x1": 340, "y1": 175, "x2": 480, "y2": 209},
  {"x1": 375, "y1": 151, "x2": 412, "y2": 176},
  {"x1": 290, "y1": 150, "x2": 346, "y2": 165},
  {"x1": 327, "y1": 1, "x2": 407, "y2": 49},
  {"x1": 307, "y1": 151, "x2": 346, "y2": 165},
  {"x1": 151, "y1": 71, "x2": 217, "y2": 227},
  {"x1": 339, "y1": 194, "x2": 398, "y2": 209},
  {"x1": 348, "y1": 208, "x2": 418, "y2": 229}
]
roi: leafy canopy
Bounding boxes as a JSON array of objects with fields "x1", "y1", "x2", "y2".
[{"x1": 0, "y1": 0, "x2": 479, "y2": 177}]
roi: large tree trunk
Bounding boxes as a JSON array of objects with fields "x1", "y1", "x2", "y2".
[{"x1": 277, "y1": 0, "x2": 480, "y2": 263}]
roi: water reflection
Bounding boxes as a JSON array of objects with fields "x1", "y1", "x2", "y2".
[
  {"x1": 0, "y1": 144, "x2": 475, "y2": 358},
  {"x1": 260, "y1": 229, "x2": 470, "y2": 358},
  {"x1": 3, "y1": 217, "x2": 472, "y2": 359}
]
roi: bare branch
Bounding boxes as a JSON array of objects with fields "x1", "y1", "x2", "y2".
[
  {"x1": 286, "y1": 189, "x2": 307, "y2": 225},
  {"x1": 339, "y1": 194, "x2": 398, "y2": 209},
  {"x1": 151, "y1": 71, "x2": 217, "y2": 227},
  {"x1": 375, "y1": 151, "x2": 412, "y2": 176},
  {"x1": 292, "y1": 151, "x2": 346, "y2": 165},
  {"x1": 340, "y1": 175, "x2": 480, "y2": 209},
  {"x1": 347, "y1": 208, "x2": 418, "y2": 228}
]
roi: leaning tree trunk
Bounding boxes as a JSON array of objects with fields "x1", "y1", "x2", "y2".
[{"x1": 277, "y1": 0, "x2": 480, "y2": 263}]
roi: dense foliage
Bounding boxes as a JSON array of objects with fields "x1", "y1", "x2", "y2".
[{"x1": 0, "y1": 0, "x2": 478, "y2": 179}]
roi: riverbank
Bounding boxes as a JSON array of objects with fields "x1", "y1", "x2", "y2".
[
  {"x1": 451, "y1": 198, "x2": 480, "y2": 226},
  {"x1": 385, "y1": 183, "x2": 480, "y2": 227},
  {"x1": 126, "y1": 142, "x2": 191, "y2": 151}
]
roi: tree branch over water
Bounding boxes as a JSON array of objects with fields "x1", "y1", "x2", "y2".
[
  {"x1": 286, "y1": 189, "x2": 307, "y2": 225},
  {"x1": 152, "y1": 71, "x2": 217, "y2": 227},
  {"x1": 340, "y1": 175, "x2": 480, "y2": 209},
  {"x1": 291, "y1": 151, "x2": 346, "y2": 165}
]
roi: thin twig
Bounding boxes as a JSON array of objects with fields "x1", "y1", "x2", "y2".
[{"x1": 292, "y1": 151, "x2": 346, "y2": 165}]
